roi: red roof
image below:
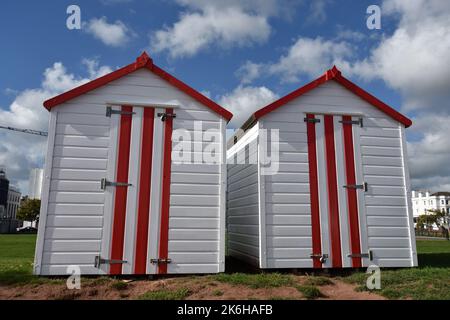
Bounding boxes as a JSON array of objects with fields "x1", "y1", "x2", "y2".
[
  {"x1": 43, "y1": 52, "x2": 233, "y2": 122},
  {"x1": 253, "y1": 66, "x2": 412, "y2": 127}
]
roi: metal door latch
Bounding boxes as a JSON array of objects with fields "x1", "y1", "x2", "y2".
[
  {"x1": 348, "y1": 250, "x2": 373, "y2": 261},
  {"x1": 94, "y1": 255, "x2": 127, "y2": 268},
  {"x1": 304, "y1": 117, "x2": 320, "y2": 123},
  {"x1": 100, "y1": 178, "x2": 132, "y2": 190},
  {"x1": 340, "y1": 117, "x2": 363, "y2": 127},
  {"x1": 157, "y1": 113, "x2": 177, "y2": 121},
  {"x1": 106, "y1": 106, "x2": 136, "y2": 117},
  {"x1": 150, "y1": 258, "x2": 172, "y2": 265},
  {"x1": 310, "y1": 253, "x2": 328, "y2": 264},
  {"x1": 344, "y1": 182, "x2": 368, "y2": 192}
]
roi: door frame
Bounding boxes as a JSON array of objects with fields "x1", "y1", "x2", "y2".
[
  {"x1": 308, "y1": 112, "x2": 369, "y2": 268},
  {"x1": 99, "y1": 105, "x2": 172, "y2": 275}
]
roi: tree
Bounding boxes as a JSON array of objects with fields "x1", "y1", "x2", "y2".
[
  {"x1": 17, "y1": 198, "x2": 41, "y2": 223},
  {"x1": 417, "y1": 209, "x2": 448, "y2": 232}
]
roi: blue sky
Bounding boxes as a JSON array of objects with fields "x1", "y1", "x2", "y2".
[
  {"x1": 0, "y1": 0, "x2": 449, "y2": 193},
  {"x1": 0, "y1": 0, "x2": 400, "y2": 113}
]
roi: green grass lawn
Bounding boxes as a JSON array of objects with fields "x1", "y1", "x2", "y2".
[
  {"x1": 343, "y1": 239, "x2": 450, "y2": 300},
  {"x1": 0, "y1": 234, "x2": 38, "y2": 285},
  {"x1": 1, "y1": 234, "x2": 449, "y2": 300}
]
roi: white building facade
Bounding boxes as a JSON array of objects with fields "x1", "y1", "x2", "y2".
[
  {"x1": 6, "y1": 186, "x2": 21, "y2": 220},
  {"x1": 411, "y1": 191, "x2": 450, "y2": 218},
  {"x1": 29, "y1": 168, "x2": 44, "y2": 200}
]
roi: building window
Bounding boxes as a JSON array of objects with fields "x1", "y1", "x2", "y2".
[{"x1": 442, "y1": 200, "x2": 445, "y2": 205}]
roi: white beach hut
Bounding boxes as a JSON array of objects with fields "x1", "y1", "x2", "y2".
[
  {"x1": 34, "y1": 52, "x2": 232, "y2": 275},
  {"x1": 227, "y1": 66, "x2": 417, "y2": 269}
]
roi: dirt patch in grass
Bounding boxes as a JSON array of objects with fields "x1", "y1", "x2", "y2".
[
  {"x1": 318, "y1": 281, "x2": 385, "y2": 300},
  {"x1": 0, "y1": 274, "x2": 384, "y2": 300},
  {"x1": 211, "y1": 273, "x2": 293, "y2": 289}
]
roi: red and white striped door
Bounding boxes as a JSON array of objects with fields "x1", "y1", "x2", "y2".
[
  {"x1": 98, "y1": 105, "x2": 174, "y2": 275},
  {"x1": 306, "y1": 113, "x2": 369, "y2": 268}
]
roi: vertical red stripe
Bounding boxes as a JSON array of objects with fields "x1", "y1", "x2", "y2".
[
  {"x1": 110, "y1": 105, "x2": 133, "y2": 275},
  {"x1": 306, "y1": 114, "x2": 322, "y2": 268},
  {"x1": 342, "y1": 116, "x2": 362, "y2": 267},
  {"x1": 324, "y1": 115, "x2": 342, "y2": 268},
  {"x1": 134, "y1": 108, "x2": 155, "y2": 274},
  {"x1": 158, "y1": 109, "x2": 173, "y2": 274}
]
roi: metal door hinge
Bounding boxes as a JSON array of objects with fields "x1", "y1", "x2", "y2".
[
  {"x1": 150, "y1": 258, "x2": 172, "y2": 265},
  {"x1": 310, "y1": 253, "x2": 328, "y2": 263},
  {"x1": 100, "y1": 178, "x2": 132, "y2": 190},
  {"x1": 344, "y1": 182, "x2": 368, "y2": 192},
  {"x1": 304, "y1": 117, "x2": 320, "y2": 124},
  {"x1": 157, "y1": 112, "x2": 176, "y2": 121},
  {"x1": 106, "y1": 106, "x2": 136, "y2": 117},
  {"x1": 340, "y1": 117, "x2": 363, "y2": 127},
  {"x1": 94, "y1": 255, "x2": 127, "y2": 268},
  {"x1": 348, "y1": 250, "x2": 373, "y2": 261}
]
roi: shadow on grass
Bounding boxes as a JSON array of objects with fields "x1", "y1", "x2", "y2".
[
  {"x1": 418, "y1": 252, "x2": 450, "y2": 268},
  {"x1": 0, "y1": 269, "x2": 63, "y2": 286},
  {"x1": 0, "y1": 270, "x2": 40, "y2": 286}
]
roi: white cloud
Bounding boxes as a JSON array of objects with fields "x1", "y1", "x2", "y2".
[
  {"x1": 0, "y1": 59, "x2": 111, "y2": 194},
  {"x1": 151, "y1": 7, "x2": 271, "y2": 58},
  {"x1": 347, "y1": 0, "x2": 450, "y2": 113},
  {"x1": 307, "y1": 0, "x2": 331, "y2": 24},
  {"x1": 236, "y1": 37, "x2": 353, "y2": 84},
  {"x1": 346, "y1": 0, "x2": 450, "y2": 191},
  {"x1": 82, "y1": 58, "x2": 114, "y2": 79},
  {"x1": 150, "y1": 0, "x2": 309, "y2": 58},
  {"x1": 335, "y1": 27, "x2": 366, "y2": 42},
  {"x1": 175, "y1": 0, "x2": 294, "y2": 19},
  {"x1": 219, "y1": 85, "x2": 279, "y2": 128},
  {"x1": 85, "y1": 17, "x2": 133, "y2": 47},
  {"x1": 4, "y1": 88, "x2": 19, "y2": 96},
  {"x1": 269, "y1": 37, "x2": 353, "y2": 82},
  {"x1": 407, "y1": 114, "x2": 450, "y2": 191},
  {"x1": 150, "y1": 0, "x2": 303, "y2": 58},
  {"x1": 235, "y1": 61, "x2": 263, "y2": 84}
]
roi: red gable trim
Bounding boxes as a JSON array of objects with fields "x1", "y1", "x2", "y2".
[
  {"x1": 253, "y1": 66, "x2": 412, "y2": 128},
  {"x1": 43, "y1": 52, "x2": 233, "y2": 122}
]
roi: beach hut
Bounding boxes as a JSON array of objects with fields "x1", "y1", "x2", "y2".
[
  {"x1": 34, "y1": 52, "x2": 232, "y2": 275},
  {"x1": 227, "y1": 66, "x2": 417, "y2": 269}
]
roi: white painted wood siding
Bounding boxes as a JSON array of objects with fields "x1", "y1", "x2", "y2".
[
  {"x1": 361, "y1": 118, "x2": 415, "y2": 267},
  {"x1": 40, "y1": 106, "x2": 110, "y2": 275},
  {"x1": 261, "y1": 111, "x2": 313, "y2": 269},
  {"x1": 168, "y1": 108, "x2": 224, "y2": 274},
  {"x1": 37, "y1": 68, "x2": 225, "y2": 275},
  {"x1": 226, "y1": 125, "x2": 260, "y2": 266}
]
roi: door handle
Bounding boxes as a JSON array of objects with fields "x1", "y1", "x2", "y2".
[
  {"x1": 344, "y1": 182, "x2": 368, "y2": 192},
  {"x1": 100, "y1": 178, "x2": 132, "y2": 190}
]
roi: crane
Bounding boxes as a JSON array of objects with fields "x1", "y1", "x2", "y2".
[{"x1": 0, "y1": 125, "x2": 48, "y2": 137}]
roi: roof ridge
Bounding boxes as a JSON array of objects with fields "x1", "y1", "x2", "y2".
[
  {"x1": 43, "y1": 52, "x2": 233, "y2": 122},
  {"x1": 251, "y1": 66, "x2": 411, "y2": 128}
]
